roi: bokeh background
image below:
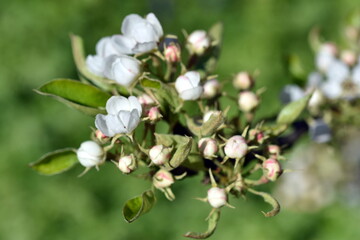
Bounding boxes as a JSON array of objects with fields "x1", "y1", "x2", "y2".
[{"x1": 1, "y1": 0, "x2": 360, "y2": 239}]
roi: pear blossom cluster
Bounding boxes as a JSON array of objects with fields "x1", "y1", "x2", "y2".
[{"x1": 34, "y1": 12, "x2": 302, "y2": 239}]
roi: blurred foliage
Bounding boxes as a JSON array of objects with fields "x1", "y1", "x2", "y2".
[{"x1": 1, "y1": 0, "x2": 360, "y2": 239}]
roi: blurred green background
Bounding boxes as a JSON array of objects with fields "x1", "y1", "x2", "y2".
[{"x1": 1, "y1": 0, "x2": 360, "y2": 239}]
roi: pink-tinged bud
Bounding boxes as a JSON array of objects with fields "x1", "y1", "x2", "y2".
[
  {"x1": 148, "y1": 107, "x2": 162, "y2": 122},
  {"x1": 268, "y1": 145, "x2": 281, "y2": 158},
  {"x1": 95, "y1": 130, "x2": 108, "y2": 140},
  {"x1": 187, "y1": 30, "x2": 211, "y2": 55},
  {"x1": 256, "y1": 132, "x2": 265, "y2": 144},
  {"x1": 203, "y1": 110, "x2": 221, "y2": 123},
  {"x1": 137, "y1": 94, "x2": 155, "y2": 106},
  {"x1": 263, "y1": 158, "x2": 282, "y2": 182},
  {"x1": 149, "y1": 145, "x2": 172, "y2": 165},
  {"x1": 233, "y1": 72, "x2": 254, "y2": 90},
  {"x1": 153, "y1": 169, "x2": 174, "y2": 189},
  {"x1": 207, "y1": 187, "x2": 227, "y2": 208},
  {"x1": 165, "y1": 45, "x2": 181, "y2": 62},
  {"x1": 118, "y1": 155, "x2": 137, "y2": 174},
  {"x1": 203, "y1": 79, "x2": 220, "y2": 98},
  {"x1": 341, "y1": 50, "x2": 357, "y2": 66},
  {"x1": 224, "y1": 135, "x2": 248, "y2": 159},
  {"x1": 238, "y1": 91, "x2": 259, "y2": 112},
  {"x1": 198, "y1": 138, "x2": 218, "y2": 158}
]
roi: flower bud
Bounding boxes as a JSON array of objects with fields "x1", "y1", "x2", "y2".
[
  {"x1": 203, "y1": 110, "x2": 221, "y2": 123},
  {"x1": 161, "y1": 35, "x2": 181, "y2": 63},
  {"x1": 233, "y1": 72, "x2": 254, "y2": 90},
  {"x1": 118, "y1": 155, "x2": 137, "y2": 174},
  {"x1": 198, "y1": 138, "x2": 218, "y2": 158},
  {"x1": 263, "y1": 158, "x2": 282, "y2": 182},
  {"x1": 224, "y1": 135, "x2": 248, "y2": 159},
  {"x1": 308, "y1": 89, "x2": 324, "y2": 109},
  {"x1": 76, "y1": 141, "x2": 105, "y2": 168},
  {"x1": 175, "y1": 71, "x2": 203, "y2": 100},
  {"x1": 149, "y1": 145, "x2": 172, "y2": 165},
  {"x1": 203, "y1": 79, "x2": 220, "y2": 98},
  {"x1": 238, "y1": 91, "x2": 259, "y2": 112},
  {"x1": 137, "y1": 94, "x2": 155, "y2": 106},
  {"x1": 153, "y1": 169, "x2": 174, "y2": 189},
  {"x1": 95, "y1": 130, "x2": 107, "y2": 140},
  {"x1": 207, "y1": 187, "x2": 227, "y2": 208},
  {"x1": 268, "y1": 145, "x2": 281, "y2": 158},
  {"x1": 148, "y1": 107, "x2": 162, "y2": 122},
  {"x1": 187, "y1": 30, "x2": 210, "y2": 55},
  {"x1": 341, "y1": 50, "x2": 357, "y2": 66}
]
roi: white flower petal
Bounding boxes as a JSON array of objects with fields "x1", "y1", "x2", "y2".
[
  {"x1": 86, "y1": 55, "x2": 105, "y2": 77},
  {"x1": 184, "y1": 71, "x2": 201, "y2": 86},
  {"x1": 112, "y1": 57, "x2": 139, "y2": 86},
  {"x1": 352, "y1": 65, "x2": 360, "y2": 85},
  {"x1": 111, "y1": 35, "x2": 137, "y2": 55},
  {"x1": 128, "y1": 96, "x2": 142, "y2": 117},
  {"x1": 146, "y1": 13, "x2": 163, "y2": 39},
  {"x1": 106, "y1": 96, "x2": 130, "y2": 114},
  {"x1": 307, "y1": 72, "x2": 323, "y2": 88},
  {"x1": 321, "y1": 81, "x2": 342, "y2": 99},
  {"x1": 106, "y1": 114, "x2": 127, "y2": 134},
  {"x1": 175, "y1": 76, "x2": 193, "y2": 92},
  {"x1": 95, "y1": 114, "x2": 112, "y2": 137},
  {"x1": 96, "y1": 36, "x2": 119, "y2": 57},
  {"x1": 180, "y1": 86, "x2": 203, "y2": 100},
  {"x1": 127, "y1": 109, "x2": 141, "y2": 133},
  {"x1": 121, "y1": 14, "x2": 145, "y2": 36},
  {"x1": 132, "y1": 42, "x2": 157, "y2": 54},
  {"x1": 130, "y1": 21, "x2": 158, "y2": 43},
  {"x1": 326, "y1": 60, "x2": 350, "y2": 83},
  {"x1": 118, "y1": 110, "x2": 132, "y2": 131}
]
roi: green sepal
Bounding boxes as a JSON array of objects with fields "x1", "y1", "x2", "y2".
[
  {"x1": 276, "y1": 93, "x2": 312, "y2": 125},
  {"x1": 140, "y1": 78, "x2": 161, "y2": 89},
  {"x1": 184, "y1": 209, "x2": 221, "y2": 239},
  {"x1": 248, "y1": 188, "x2": 280, "y2": 217},
  {"x1": 123, "y1": 190, "x2": 157, "y2": 223},
  {"x1": 29, "y1": 148, "x2": 78, "y2": 176},
  {"x1": 35, "y1": 79, "x2": 111, "y2": 116},
  {"x1": 186, "y1": 111, "x2": 224, "y2": 137}
]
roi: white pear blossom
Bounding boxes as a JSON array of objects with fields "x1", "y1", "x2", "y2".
[
  {"x1": 187, "y1": 30, "x2": 210, "y2": 55},
  {"x1": 207, "y1": 187, "x2": 227, "y2": 208},
  {"x1": 104, "y1": 55, "x2": 141, "y2": 87},
  {"x1": 111, "y1": 13, "x2": 163, "y2": 55},
  {"x1": 175, "y1": 71, "x2": 203, "y2": 100},
  {"x1": 95, "y1": 96, "x2": 142, "y2": 137},
  {"x1": 224, "y1": 135, "x2": 248, "y2": 159},
  {"x1": 77, "y1": 141, "x2": 105, "y2": 168}
]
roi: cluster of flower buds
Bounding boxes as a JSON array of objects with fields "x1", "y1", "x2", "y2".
[{"x1": 33, "y1": 12, "x2": 303, "y2": 239}]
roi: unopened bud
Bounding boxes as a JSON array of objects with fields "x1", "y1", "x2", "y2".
[
  {"x1": 95, "y1": 130, "x2": 107, "y2": 140},
  {"x1": 207, "y1": 187, "x2": 227, "y2": 208},
  {"x1": 233, "y1": 72, "x2": 254, "y2": 90},
  {"x1": 203, "y1": 79, "x2": 220, "y2": 98},
  {"x1": 137, "y1": 94, "x2": 155, "y2": 106},
  {"x1": 224, "y1": 135, "x2": 248, "y2": 159},
  {"x1": 341, "y1": 50, "x2": 357, "y2": 66},
  {"x1": 187, "y1": 30, "x2": 210, "y2": 55},
  {"x1": 268, "y1": 145, "x2": 281, "y2": 158},
  {"x1": 153, "y1": 169, "x2": 174, "y2": 189},
  {"x1": 203, "y1": 110, "x2": 221, "y2": 123},
  {"x1": 76, "y1": 141, "x2": 105, "y2": 168},
  {"x1": 263, "y1": 158, "x2": 282, "y2": 182},
  {"x1": 149, "y1": 145, "x2": 172, "y2": 165},
  {"x1": 238, "y1": 91, "x2": 259, "y2": 112},
  {"x1": 118, "y1": 155, "x2": 137, "y2": 174},
  {"x1": 148, "y1": 107, "x2": 162, "y2": 122},
  {"x1": 160, "y1": 35, "x2": 181, "y2": 63},
  {"x1": 198, "y1": 138, "x2": 218, "y2": 158}
]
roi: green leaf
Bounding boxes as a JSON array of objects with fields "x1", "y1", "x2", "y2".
[
  {"x1": 153, "y1": 83, "x2": 182, "y2": 112},
  {"x1": 276, "y1": 93, "x2": 312, "y2": 125},
  {"x1": 184, "y1": 209, "x2": 221, "y2": 239},
  {"x1": 208, "y1": 22, "x2": 223, "y2": 46},
  {"x1": 167, "y1": 136, "x2": 193, "y2": 169},
  {"x1": 123, "y1": 190, "x2": 156, "y2": 223},
  {"x1": 247, "y1": 188, "x2": 280, "y2": 217},
  {"x1": 35, "y1": 79, "x2": 111, "y2": 116},
  {"x1": 186, "y1": 111, "x2": 224, "y2": 137},
  {"x1": 70, "y1": 34, "x2": 129, "y2": 95},
  {"x1": 140, "y1": 78, "x2": 161, "y2": 89},
  {"x1": 154, "y1": 133, "x2": 190, "y2": 147},
  {"x1": 29, "y1": 148, "x2": 78, "y2": 175}
]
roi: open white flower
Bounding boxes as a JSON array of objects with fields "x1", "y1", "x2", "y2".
[
  {"x1": 77, "y1": 141, "x2": 105, "y2": 168},
  {"x1": 111, "y1": 13, "x2": 163, "y2": 55},
  {"x1": 104, "y1": 55, "x2": 141, "y2": 87},
  {"x1": 175, "y1": 71, "x2": 203, "y2": 100},
  {"x1": 95, "y1": 96, "x2": 142, "y2": 137}
]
